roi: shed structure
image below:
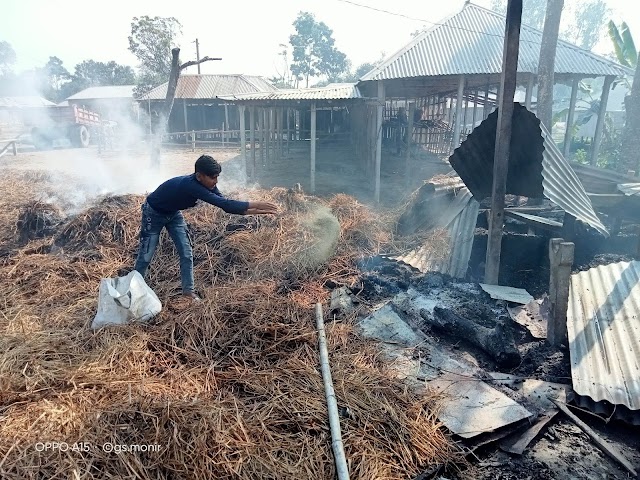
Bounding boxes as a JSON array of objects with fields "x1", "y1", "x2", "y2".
[
  {"x1": 219, "y1": 83, "x2": 368, "y2": 192},
  {"x1": 137, "y1": 74, "x2": 276, "y2": 142},
  {"x1": 357, "y1": 2, "x2": 631, "y2": 200}
]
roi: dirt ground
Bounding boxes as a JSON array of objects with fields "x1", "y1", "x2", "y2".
[{"x1": 1, "y1": 144, "x2": 638, "y2": 480}]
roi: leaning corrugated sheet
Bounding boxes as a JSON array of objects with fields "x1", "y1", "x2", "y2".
[
  {"x1": 567, "y1": 261, "x2": 640, "y2": 424},
  {"x1": 219, "y1": 83, "x2": 362, "y2": 102},
  {"x1": 138, "y1": 74, "x2": 277, "y2": 101},
  {"x1": 360, "y1": 3, "x2": 629, "y2": 81},
  {"x1": 449, "y1": 104, "x2": 608, "y2": 237},
  {"x1": 391, "y1": 187, "x2": 478, "y2": 278},
  {"x1": 538, "y1": 123, "x2": 608, "y2": 237},
  {"x1": 617, "y1": 183, "x2": 640, "y2": 196}
]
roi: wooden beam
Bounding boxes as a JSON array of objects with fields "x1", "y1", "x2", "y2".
[
  {"x1": 452, "y1": 75, "x2": 464, "y2": 148},
  {"x1": 183, "y1": 99, "x2": 188, "y2": 132},
  {"x1": 259, "y1": 108, "x2": 265, "y2": 166},
  {"x1": 375, "y1": 80, "x2": 385, "y2": 203},
  {"x1": 472, "y1": 90, "x2": 479, "y2": 129},
  {"x1": 249, "y1": 106, "x2": 256, "y2": 178},
  {"x1": 563, "y1": 76, "x2": 580, "y2": 158},
  {"x1": 239, "y1": 105, "x2": 246, "y2": 177},
  {"x1": 310, "y1": 103, "x2": 317, "y2": 194},
  {"x1": 485, "y1": 0, "x2": 523, "y2": 285},
  {"x1": 525, "y1": 73, "x2": 534, "y2": 110},
  {"x1": 590, "y1": 75, "x2": 614, "y2": 165},
  {"x1": 224, "y1": 103, "x2": 229, "y2": 147},
  {"x1": 405, "y1": 102, "x2": 415, "y2": 187},
  {"x1": 548, "y1": 238, "x2": 574, "y2": 346}
]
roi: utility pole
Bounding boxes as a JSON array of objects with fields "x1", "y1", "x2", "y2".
[{"x1": 195, "y1": 38, "x2": 201, "y2": 74}]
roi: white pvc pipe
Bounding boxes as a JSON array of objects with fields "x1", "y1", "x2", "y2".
[{"x1": 315, "y1": 303, "x2": 350, "y2": 480}]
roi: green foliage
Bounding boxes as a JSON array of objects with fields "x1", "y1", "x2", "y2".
[
  {"x1": 289, "y1": 12, "x2": 348, "y2": 87},
  {"x1": 608, "y1": 21, "x2": 637, "y2": 68},
  {"x1": 596, "y1": 114, "x2": 623, "y2": 171},
  {"x1": 0, "y1": 41, "x2": 16, "y2": 75},
  {"x1": 573, "y1": 148, "x2": 589, "y2": 164},
  {"x1": 128, "y1": 16, "x2": 182, "y2": 97}
]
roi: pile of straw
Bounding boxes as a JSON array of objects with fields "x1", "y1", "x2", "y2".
[{"x1": 0, "y1": 170, "x2": 462, "y2": 479}]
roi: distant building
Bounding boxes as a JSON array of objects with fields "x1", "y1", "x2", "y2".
[{"x1": 66, "y1": 85, "x2": 137, "y2": 121}]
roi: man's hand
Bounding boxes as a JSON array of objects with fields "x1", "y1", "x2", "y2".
[{"x1": 246, "y1": 201, "x2": 279, "y2": 215}]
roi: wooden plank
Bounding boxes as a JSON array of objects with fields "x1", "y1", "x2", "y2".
[
  {"x1": 485, "y1": 0, "x2": 523, "y2": 284},
  {"x1": 405, "y1": 102, "x2": 415, "y2": 187},
  {"x1": 590, "y1": 76, "x2": 614, "y2": 165},
  {"x1": 375, "y1": 80, "x2": 384, "y2": 203},
  {"x1": 239, "y1": 105, "x2": 246, "y2": 176},
  {"x1": 563, "y1": 76, "x2": 579, "y2": 158},
  {"x1": 452, "y1": 75, "x2": 465, "y2": 148},
  {"x1": 310, "y1": 102, "x2": 316, "y2": 194},
  {"x1": 249, "y1": 106, "x2": 256, "y2": 178},
  {"x1": 551, "y1": 399, "x2": 637, "y2": 477}
]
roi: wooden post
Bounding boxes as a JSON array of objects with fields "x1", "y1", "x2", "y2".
[
  {"x1": 472, "y1": 90, "x2": 479, "y2": 129},
  {"x1": 286, "y1": 107, "x2": 290, "y2": 154},
  {"x1": 191, "y1": 130, "x2": 195, "y2": 151},
  {"x1": 485, "y1": 0, "x2": 523, "y2": 285},
  {"x1": 311, "y1": 102, "x2": 317, "y2": 194},
  {"x1": 548, "y1": 238, "x2": 575, "y2": 346},
  {"x1": 405, "y1": 102, "x2": 415, "y2": 187},
  {"x1": 249, "y1": 106, "x2": 256, "y2": 178},
  {"x1": 590, "y1": 75, "x2": 614, "y2": 165},
  {"x1": 375, "y1": 80, "x2": 385, "y2": 203},
  {"x1": 239, "y1": 105, "x2": 247, "y2": 176},
  {"x1": 278, "y1": 107, "x2": 283, "y2": 158},
  {"x1": 224, "y1": 103, "x2": 229, "y2": 147},
  {"x1": 12, "y1": 141, "x2": 17, "y2": 156},
  {"x1": 259, "y1": 108, "x2": 265, "y2": 166},
  {"x1": 563, "y1": 76, "x2": 579, "y2": 158},
  {"x1": 484, "y1": 79, "x2": 491, "y2": 119},
  {"x1": 222, "y1": 121, "x2": 226, "y2": 148},
  {"x1": 183, "y1": 99, "x2": 189, "y2": 133},
  {"x1": 525, "y1": 73, "x2": 534, "y2": 110}
]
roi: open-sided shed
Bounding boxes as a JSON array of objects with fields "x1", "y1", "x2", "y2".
[{"x1": 356, "y1": 2, "x2": 631, "y2": 200}]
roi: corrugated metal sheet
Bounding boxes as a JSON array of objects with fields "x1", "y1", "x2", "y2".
[
  {"x1": 539, "y1": 123, "x2": 609, "y2": 237},
  {"x1": 567, "y1": 261, "x2": 640, "y2": 421},
  {"x1": 66, "y1": 85, "x2": 135, "y2": 100},
  {"x1": 449, "y1": 103, "x2": 608, "y2": 237},
  {"x1": 361, "y1": 3, "x2": 629, "y2": 81},
  {"x1": 391, "y1": 185, "x2": 478, "y2": 278},
  {"x1": 618, "y1": 183, "x2": 640, "y2": 196},
  {"x1": 0, "y1": 96, "x2": 56, "y2": 108},
  {"x1": 219, "y1": 83, "x2": 363, "y2": 102},
  {"x1": 570, "y1": 162, "x2": 636, "y2": 194},
  {"x1": 139, "y1": 74, "x2": 277, "y2": 100}
]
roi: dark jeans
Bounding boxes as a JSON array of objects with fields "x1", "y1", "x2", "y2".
[{"x1": 134, "y1": 202, "x2": 194, "y2": 294}]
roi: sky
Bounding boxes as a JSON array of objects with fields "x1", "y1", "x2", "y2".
[{"x1": 3, "y1": 0, "x2": 640, "y2": 82}]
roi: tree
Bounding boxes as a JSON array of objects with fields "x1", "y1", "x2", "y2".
[
  {"x1": 608, "y1": 21, "x2": 637, "y2": 68},
  {"x1": 128, "y1": 16, "x2": 182, "y2": 96},
  {"x1": 490, "y1": 0, "x2": 608, "y2": 50},
  {"x1": 289, "y1": 12, "x2": 348, "y2": 88},
  {"x1": 564, "y1": 0, "x2": 609, "y2": 50},
  {"x1": 491, "y1": 0, "x2": 546, "y2": 29},
  {"x1": 0, "y1": 41, "x2": 16, "y2": 75},
  {"x1": 537, "y1": 0, "x2": 564, "y2": 131},
  {"x1": 41, "y1": 56, "x2": 71, "y2": 102},
  {"x1": 57, "y1": 60, "x2": 136, "y2": 100},
  {"x1": 609, "y1": 22, "x2": 640, "y2": 174}
]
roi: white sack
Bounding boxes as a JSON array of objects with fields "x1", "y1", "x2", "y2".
[{"x1": 91, "y1": 270, "x2": 162, "y2": 330}]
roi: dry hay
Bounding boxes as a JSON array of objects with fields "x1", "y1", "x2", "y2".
[{"x1": 0, "y1": 170, "x2": 464, "y2": 479}]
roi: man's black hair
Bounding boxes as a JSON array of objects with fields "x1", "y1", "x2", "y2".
[{"x1": 195, "y1": 155, "x2": 222, "y2": 177}]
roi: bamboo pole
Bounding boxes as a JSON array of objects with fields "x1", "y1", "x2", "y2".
[{"x1": 314, "y1": 303, "x2": 350, "y2": 480}]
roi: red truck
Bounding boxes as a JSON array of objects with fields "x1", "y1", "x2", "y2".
[{"x1": 20, "y1": 104, "x2": 102, "y2": 149}]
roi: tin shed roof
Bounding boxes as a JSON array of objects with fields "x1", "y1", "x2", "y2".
[
  {"x1": 138, "y1": 74, "x2": 277, "y2": 101},
  {"x1": 361, "y1": 3, "x2": 630, "y2": 81},
  {"x1": 66, "y1": 85, "x2": 136, "y2": 100},
  {"x1": 219, "y1": 83, "x2": 363, "y2": 102}
]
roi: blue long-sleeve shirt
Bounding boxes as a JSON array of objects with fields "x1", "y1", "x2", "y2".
[{"x1": 146, "y1": 174, "x2": 249, "y2": 215}]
